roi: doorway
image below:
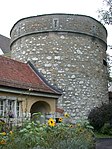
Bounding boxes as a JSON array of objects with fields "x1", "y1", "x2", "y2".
[{"x1": 30, "y1": 101, "x2": 51, "y2": 115}]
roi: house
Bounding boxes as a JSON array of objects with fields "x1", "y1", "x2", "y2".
[{"x1": 0, "y1": 56, "x2": 61, "y2": 120}]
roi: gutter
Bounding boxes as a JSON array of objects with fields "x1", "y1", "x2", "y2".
[{"x1": 0, "y1": 87, "x2": 61, "y2": 99}]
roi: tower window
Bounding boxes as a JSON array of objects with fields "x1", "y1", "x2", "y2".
[
  {"x1": 53, "y1": 18, "x2": 59, "y2": 29},
  {"x1": 103, "y1": 59, "x2": 107, "y2": 66}
]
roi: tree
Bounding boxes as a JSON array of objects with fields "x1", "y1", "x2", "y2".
[
  {"x1": 107, "y1": 53, "x2": 112, "y2": 86},
  {"x1": 98, "y1": 0, "x2": 112, "y2": 25},
  {"x1": 98, "y1": 1, "x2": 112, "y2": 85}
]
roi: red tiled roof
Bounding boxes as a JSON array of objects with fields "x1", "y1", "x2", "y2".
[{"x1": 0, "y1": 56, "x2": 60, "y2": 94}]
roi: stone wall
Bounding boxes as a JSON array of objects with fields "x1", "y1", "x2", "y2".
[{"x1": 10, "y1": 14, "x2": 109, "y2": 119}]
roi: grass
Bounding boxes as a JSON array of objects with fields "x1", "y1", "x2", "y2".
[{"x1": 95, "y1": 132, "x2": 112, "y2": 139}]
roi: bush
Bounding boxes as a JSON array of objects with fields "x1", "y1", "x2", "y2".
[
  {"x1": 100, "y1": 123, "x2": 112, "y2": 135},
  {"x1": 88, "y1": 107, "x2": 105, "y2": 131},
  {"x1": 88, "y1": 103, "x2": 112, "y2": 131}
]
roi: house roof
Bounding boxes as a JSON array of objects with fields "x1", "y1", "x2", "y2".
[
  {"x1": 0, "y1": 56, "x2": 61, "y2": 95},
  {"x1": 0, "y1": 34, "x2": 10, "y2": 54}
]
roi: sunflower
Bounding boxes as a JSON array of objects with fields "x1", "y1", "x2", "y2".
[
  {"x1": 0, "y1": 139, "x2": 6, "y2": 144},
  {"x1": 58, "y1": 118, "x2": 63, "y2": 123},
  {"x1": 9, "y1": 131, "x2": 13, "y2": 135},
  {"x1": 1, "y1": 132, "x2": 6, "y2": 136},
  {"x1": 48, "y1": 118, "x2": 55, "y2": 127},
  {"x1": 64, "y1": 113, "x2": 69, "y2": 118},
  {"x1": 0, "y1": 121, "x2": 5, "y2": 125},
  {"x1": 69, "y1": 124, "x2": 73, "y2": 128},
  {"x1": 76, "y1": 123, "x2": 81, "y2": 127}
]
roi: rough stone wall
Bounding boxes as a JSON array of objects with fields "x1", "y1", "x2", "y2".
[{"x1": 10, "y1": 14, "x2": 108, "y2": 119}]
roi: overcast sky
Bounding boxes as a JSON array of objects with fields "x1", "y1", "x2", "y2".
[
  {"x1": 0, "y1": 0, "x2": 104, "y2": 36},
  {"x1": 0, "y1": 0, "x2": 111, "y2": 53}
]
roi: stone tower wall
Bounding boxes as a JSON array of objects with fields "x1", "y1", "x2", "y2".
[{"x1": 10, "y1": 14, "x2": 108, "y2": 119}]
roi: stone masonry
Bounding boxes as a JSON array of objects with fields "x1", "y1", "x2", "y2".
[{"x1": 10, "y1": 14, "x2": 109, "y2": 119}]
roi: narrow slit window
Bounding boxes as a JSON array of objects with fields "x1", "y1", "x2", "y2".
[
  {"x1": 53, "y1": 18, "x2": 59, "y2": 29},
  {"x1": 103, "y1": 59, "x2": 107, "y2": 66}
]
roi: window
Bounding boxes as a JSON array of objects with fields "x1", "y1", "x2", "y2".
[
  {"x1": 8, "y1": 100, "x2": 14, "y2": 111},
  {"x1": 8, "y1": 100, "x2": 14, "y2": 118},
  {"x1": 0, "y1": 98, "x2": 19, "y2": 118},
  {"x1": 53, "y1": 18, "x2": 59, "y2": 29},
  {"x1": 16, "y1": 101, "x2": 20, "y2": 117},
  {"x1": 103, "y1": 59, "x2": 107, "y2": 66},
  {"x1": 0, "y1": 101, "x2": 4, "y2": 116}
]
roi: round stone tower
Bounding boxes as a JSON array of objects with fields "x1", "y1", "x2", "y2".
[{"x1": 10, "y1": 13, "x2": 108, "y2": 119}]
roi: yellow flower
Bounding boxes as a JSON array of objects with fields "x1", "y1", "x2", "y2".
[
  {"x1": 1, "y1": 132, "x2": 6, "y2": 136},
  {"x1": 79, "y1": 128, "x2": 83, "y2": 133},
  {"x1": 64, "y1": 113, "x2": 69, "y2": 118},
  {"x1": 48, "y1": 118, "x2": 55, "y2": 127},
  {"x1": 69, "y1": 125, "x2": 73, "y2": 128},
  {"x1": 58, "y1": 118, "x2": 62, "y2": 123},
  {"x1": 0, "y1": 121, "x2": 5, "y2": 125},
  {"x1": 0, "y1": 139, "x2": 6, "y2": 144},
  {"x1": 9, "y1": 131, "x2": 13, "y2": 135},
  {"x1": 76, "y1": 123, "x2": 81, "y2": 127}
]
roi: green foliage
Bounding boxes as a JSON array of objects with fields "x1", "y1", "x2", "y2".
[
  {"x1": 88, "y1": 107, "x2": 105, "y2": 131},
  {"x1": 106, "y1": 53, "x2": 112, "y2": 83},
  {"x1": 98, "y1": 0, "x2": 112, "y2": 25},
  {"x1": 88, "y1": 103, "x2": 112, "y2": 131},
  {"x1": 100, "y1": 123, "x2": 112, "y2": 135},
  {"x1": 0, "y1": 115, "x2": 95, "y2": 149}
]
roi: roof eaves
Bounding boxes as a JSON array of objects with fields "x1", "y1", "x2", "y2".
[{"x1": 0, "y1": 86, "x2": 61, "y2": 99}]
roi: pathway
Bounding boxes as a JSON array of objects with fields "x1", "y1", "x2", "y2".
[{"x1": 96, "y1": 138, "x2": 112, "y2": 149}]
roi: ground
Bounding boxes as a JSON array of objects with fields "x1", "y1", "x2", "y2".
[{"x1": 96, "y1": 138, "x2": 112, "y2": 149}]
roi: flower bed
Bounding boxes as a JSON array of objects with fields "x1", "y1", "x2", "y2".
[{"x1": 0, "y1": 113, "x2": 95, "y2": 149}]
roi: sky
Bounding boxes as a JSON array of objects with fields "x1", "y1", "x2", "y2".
[{"x1": 0, "y1": 0, "x2": 111, "y2": 53}]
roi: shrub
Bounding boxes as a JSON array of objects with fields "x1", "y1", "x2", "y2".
[
  {"x1": 100, "y1": 123, "x2": 112, "y2": 135},
  {"x1": 88, "y1": 103, "x2": 112, "y2": 131},
  {"x1": 88, "y1": 107, "x2": 105, "y2": 131}
]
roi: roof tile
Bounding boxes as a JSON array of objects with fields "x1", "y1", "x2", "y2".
[{"x1": 0, "y1": 56, "x2": 61, "y2": 94}]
